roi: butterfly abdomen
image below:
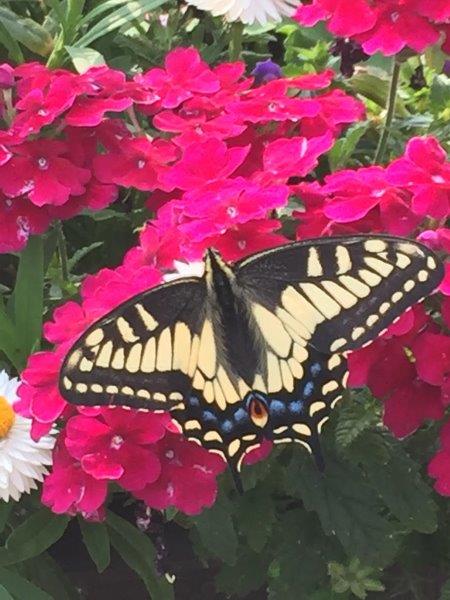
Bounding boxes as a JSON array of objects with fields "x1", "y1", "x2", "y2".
[{"x1": 206, "y1": 249, "x2": 262, "y2": 383}]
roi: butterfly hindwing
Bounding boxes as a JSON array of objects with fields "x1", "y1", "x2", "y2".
[
  {"x1": 60, "y1": 278, "x2": 206, "y2": 411},
  {"x1": 236, "y1": 235, "x2": 443, "y2": 354}
]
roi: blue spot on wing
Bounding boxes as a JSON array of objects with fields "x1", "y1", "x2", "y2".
[
  {"x1": 234, "y1": 408, "x2": 248, "y2": 423},
  {"x1": 222, "y1": 419, "x2": 234, "y2": 433},
  {"x1": 189, "y1": 396, "x2": 200, "y2": 407},
  {"x1": 310, "y1": 362, "x2": 322, "y2": 377},
  {"x1": 269, "y1": 399, "x2": 285, "y2": 415},
  {"x1": 289, "y1": 400, "x2": 304, "y2": 414},
  {"x1": 202, "y1": 411, "x2": 217, "y2": 423},
  {"x1": 303, "y1": 381, "x2": 314, "y2": 398}
]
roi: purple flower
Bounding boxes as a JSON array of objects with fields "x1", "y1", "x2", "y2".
[{"x1": 251, "y1": 59, "x2": 283, "y2": 85}]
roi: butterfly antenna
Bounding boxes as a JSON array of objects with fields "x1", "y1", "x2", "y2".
[{"x1": 228, "y1": 461, "x2": 244, "y2": 495}]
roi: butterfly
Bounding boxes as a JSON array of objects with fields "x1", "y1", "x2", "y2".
[{"x1": 59, "y1": 235, "x2": 443, "y2": 492}]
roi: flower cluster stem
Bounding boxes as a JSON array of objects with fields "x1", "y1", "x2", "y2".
[
  {"x1": 56, "y1": 221, "x2": 69, "y2": 282},
  {"x1": 229, "y1": 22, "x2": 244, "y2": 61},
  {"x1": 373, "y1": 59, "x2": 401, "y2": 164}
]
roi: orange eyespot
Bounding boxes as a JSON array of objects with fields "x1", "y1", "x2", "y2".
[{"x1": 248, "y1": 397, "x2": 269, "y2": 428}]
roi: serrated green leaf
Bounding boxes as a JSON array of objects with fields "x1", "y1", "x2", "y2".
[
  {"x1": 268, "y1": 510, "x2": 328, "y2": 600},
  {"x1": 0, "y1": 8, "x2": 53, "y2": 57},
  {"x1": 13, "y1": 236, "x2": 44, "y2": 358},
  {"x1": 79, "y1": 519, "x2": 111, "y2": 573},
  {"x1": 286, "y1": 457, "x2": 398, "y2": 566},
  {"x1": 215, "y1": 549, "x2": 269, "y2": 598},
  {"x1": 335, "y1": 394, "x2": 379, "y2": 450},
  {"x1": 234, "y1": 489, "x2": 276, "y2": 553},
  {"x1": 430, "y1": 75, "x2": 450, "y2": 112},
  {"x1": 65, "y1": 46, "x2": 105, "y2": 73},
  {"x1": 0, "y1": 510, "x2": 69, "y2": 566},
  {"x1": 0, "y1": 568, "x2": 52, "y2": 600},
  {"x1": 364, "y1": 450, "x2": 438, "y2": 534},
  {"x1": 67, "y1": 241, "x2": 104, "y2": 271},
  {"x1": 107, "y1": 511, "x2": 174, "y2": 600},
  {"x1": 191, "y1": 496, "x2": 238, "y2": 566}
]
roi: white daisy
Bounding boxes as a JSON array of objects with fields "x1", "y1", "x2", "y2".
[
  {"x1": 186, "y1": 0, "x2": 299, "y2": 25},
  {"x1": 0, "y1": 371, "x2": 55, "y2": 502}
]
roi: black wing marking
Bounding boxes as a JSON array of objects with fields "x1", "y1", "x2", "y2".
[
  {"x1": 171, "y1": 347, "x2": 347, "y2": 491},
  {"x1": 59, "y1": 278, "x2": 206, "y2": 411},
  {"x1": 236, "y1": 235, "x2": 443, "y2": 354}
]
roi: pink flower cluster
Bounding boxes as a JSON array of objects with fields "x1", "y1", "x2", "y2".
[
  {"x1": 12, "y1": 49, "x2": 450, "y2": 514},
  {"x1": 14, "y1": 48, "x2": 365, "y2": 516},
  {"x1": 294, "y1": 0, "x2": 450, "y2": 56}
]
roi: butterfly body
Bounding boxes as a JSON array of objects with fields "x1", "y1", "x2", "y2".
[{"x1": 59, "y1": 236, "x2": 443, "y2": 489}]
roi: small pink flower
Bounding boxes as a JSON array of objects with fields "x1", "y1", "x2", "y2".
[
  {"x1": 386, "y1": 136, "x2": 450, "y2": 219},
  {"x1": 161, "y1": 138, "x2": 250, "y2": 191},
  {"x1": 42, "y1": 440, "x2": 107, "y2": 515},
  {"x1": 0, "y1": 140, "x2": 91, "y2": 207},
  {"x1": 137, "y1": 47, "x2": 220, "y2": 109},
  {"x1": 135, "y1": 433, "x2": 225, "y2": 515},
  {"x1": 65, "y1": 410, "x2": 169, "y2": 491}
]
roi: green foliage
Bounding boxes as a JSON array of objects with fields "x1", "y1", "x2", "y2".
[
  {"x1": 78, "y1": 518, "x2": 111, "y2": 573},
  {"x1": 107, "y1": 511, "x2": 174, "y2": 599},
  {"x1": 328, "y1": 558, "x2": 385, "y2": 599}
]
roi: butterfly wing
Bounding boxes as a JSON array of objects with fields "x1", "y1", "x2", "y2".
[
  {"x1": 236, "y1": 235, "x2": 443, "y2": 355},
  {"x1": 232, "y1": 235, "x2": 442, "y2": 464},
  {"x1": 59, "y1": 278, "x2": 207, "y2": 412}
]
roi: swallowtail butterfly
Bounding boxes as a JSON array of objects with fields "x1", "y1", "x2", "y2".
[{"x1": 59, "y1": 235, "x2": 443, "y2": 491}]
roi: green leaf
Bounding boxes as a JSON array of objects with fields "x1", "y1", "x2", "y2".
[
  {"x1": 0, "y1": 503, "x2": 12, "y2": 535},
  {"x1": 335, "y1": 393, "x2": 379, "y2": 450},
  {"x1": 107, "y1": 511, "x2": 174, "y2": 600},
  {"x1": 349, "y1": 66, "x2": 408, "y2": 116},
  {"x1": 286, "y1": 457, "x2": 398, "y2": 566},
  {"x1": 0, "y1": 585, "x2": 13, "y2": 600},
  {"x1": 65, "y1": 46, "x2": 105, "y2": 73},
  {"x1": 13, "y1": 236, "x2": 44, "y2": 358},
  {"x1": 215, "y1": 549, "x2": 269, "y2": 598},
  {"x1": 233, "y1": 489, "x2": 276, "y2": 553},
  {"x1": 0, "y1": 20, "x2": 24, "y2": 63},
  {"x1": 430, "y1": 75, "x2": 450, "y2": 112},
  {"x1": 75, "y1": 0, "x2": 170, "y2": 48},
  {"x1": 364, "y1": 450, "x2": 438, "y2": 534},
  {"x1": 79, "y1": 518, "x2": 111, "y2": 573},
  {"x1": 0, "y1": 298, "x2": 24, "y2": 371},
  {"x1": 191, "y1": 497, "x2": 238, "y2": 566},
  {"x1": 440, "y1": 578, "x2": 450, "y2": 600},
  {"x1": 0, "y1": 509, "x2": 70, "y2": 566},
  {"x1": 0, "y1": 8, "x2": 53, "y2": 57},
  {"x1": 328, "y1": 123, "x2": 369, "y2": 171},
  {"x1": 268, "y1": 510, "x2": 328, "y2": 600},
  {"x1": 20, "y1": 552, "x2": 78, "y2": 600},
  {"x1": 67, "y1": 241, "x2": 104, "y2": 271},
  {"x1": 0, "y1": 568, "x2": 52, "y2": 600}
]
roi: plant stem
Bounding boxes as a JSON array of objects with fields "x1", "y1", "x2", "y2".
[
  {"x1": 56, "y1": 221, "x2": 69, "y2": 282},
  {"x1": 229, "y1": 22, "x2": 244, "y2": 61},
  {"x1": 373, "y1": 59, "x2": 401, "y2": 164}
]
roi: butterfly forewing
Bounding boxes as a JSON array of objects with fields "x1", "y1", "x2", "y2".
[
  {"x1": 236, "y1": 235, "x2": 443, "y2": 355},
  {"x1": 60, "y1": 278, "x2": 206, "y2": 411}
]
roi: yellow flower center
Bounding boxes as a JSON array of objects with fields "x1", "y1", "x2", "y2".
[{"x1": 0, "y1": 396, "x2": 15, "y2": 439}]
